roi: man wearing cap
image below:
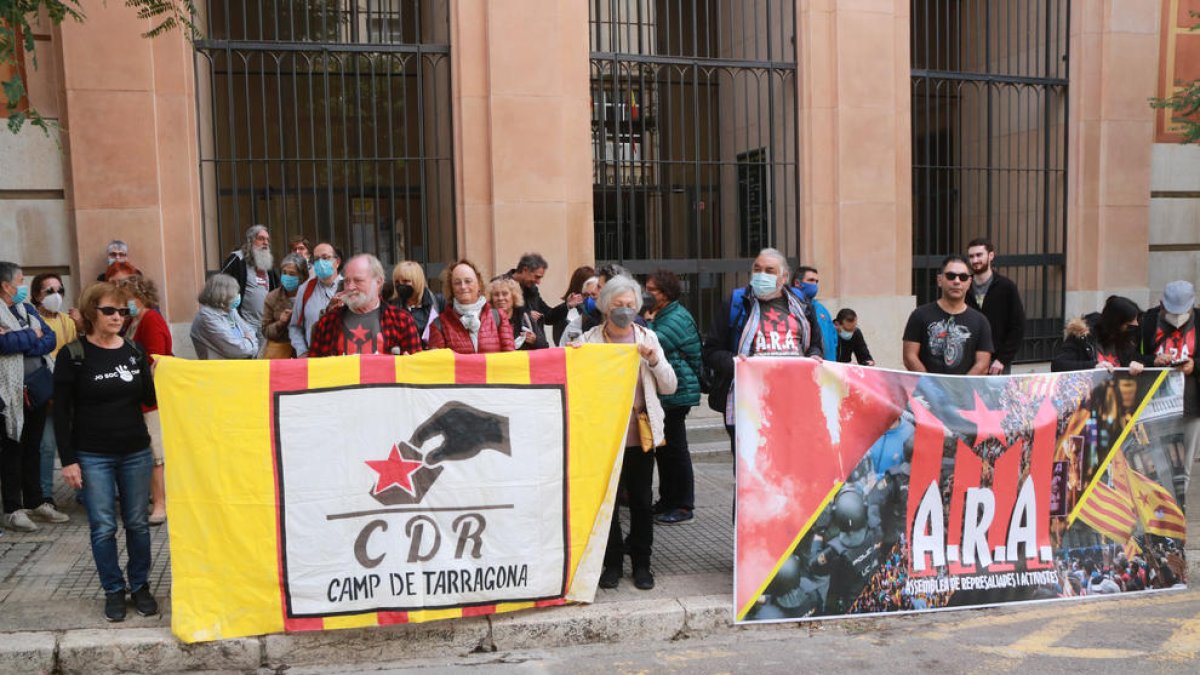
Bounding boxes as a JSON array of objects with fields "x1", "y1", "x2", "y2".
[{"x1": 1142, "y1": 280, "x2": 1199, "y2": 486}]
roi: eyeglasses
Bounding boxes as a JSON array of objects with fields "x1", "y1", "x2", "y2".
[
  {"x1": 943, "y1": 272, "x2": 971, "y2": 282},
  {"x1": 97, "y1": 306, "x2": 131, "y2": 317},
  {"x1": 42, "y1": 288, "x2": 64, "y2": 295}
]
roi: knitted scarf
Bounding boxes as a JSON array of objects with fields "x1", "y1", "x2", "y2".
[{"x1": 453, "y1": 296, "x2": 487, "y2": 350}]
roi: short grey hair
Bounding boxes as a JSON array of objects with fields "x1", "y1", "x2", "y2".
[
  {"x1": 106, "y1": 239, "x2": 129, "y2": 255},
  {"x1": 598, "y1": 274, "x2": 641, "y2": 315},
  {"x1": 198, "y1": 273, "x2": 240, "y2": 311},
  {"x1": 756, "y1": 247, "x2": 790, "y2": 277},
  {"x1": 0, "y1": 261, "x2": 20, "y2": 286},
  {"x1": 347, "y1": 253, "x2": 386, "y2": 282},
  {"x1": 517, "y1": 252, "x2": 548, "y2": 272},
  {"x1": 581, "y1": 276, "x2": 599, "y2": 293},
  {"x1": 280, "y1": 252, "x2": 309, "y2": 278}
]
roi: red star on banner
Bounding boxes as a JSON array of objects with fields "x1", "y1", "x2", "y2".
[
  {"x1": 764, "y1": 308, "x2": 782, "y2": 322},
  {"x1": 349, "y1": 324, "x2": 370, "y2": 343},
  {"x1": 960, "y1": 392, "x2": 1008, "y2": 446},
  {"x1": 366, "y1": 445, "x2": 425, "y2": 496}
]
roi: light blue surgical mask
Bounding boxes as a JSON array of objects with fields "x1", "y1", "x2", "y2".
[
  {"x1": 230, "y1": 295, "x2": 242, "y2": 312},
  {"x1": 127, "y1": 300, "x2": 140, "y2": 317},
  {"x1": 838, "y1": 329, "x2": 854, "y2": 340},
  {"x1": 798, "y1": 281, "x2": 819, "y2": 301},
  {"x1": 313, "y1": 258, "x2": 336, "y2": 280},
  {"x1": 280, "y1": 273, "x2": 301, "y2": 292},
  {"x1": 749, "y1": 273, "x2": 779, "y2": 300},
  {"x1": 11, "y1": 285, "x2": 29, "y2": 305}
]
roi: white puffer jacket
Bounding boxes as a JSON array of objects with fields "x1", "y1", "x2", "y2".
[{"x1": 579, "y1": 323, "x2": 677, "y2": 447}]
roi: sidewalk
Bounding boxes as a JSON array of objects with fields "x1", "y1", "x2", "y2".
[{"x1": 0, "y1": 412, "x2": 738, "y2": 673}]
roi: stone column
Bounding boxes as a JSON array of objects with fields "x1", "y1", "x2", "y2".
[
  {"x1": 56, "y1": 1, "x2": 203, "y2": 326},
  {"x1": 1065, "y1": 1, "x2": 1161, "y2": 317},
  {"x1": 450, "y1": 0, "x2": 594, "y2": 297},
  {"x1": 798, "y1": 0, "x2": 914, "y2": 368}
]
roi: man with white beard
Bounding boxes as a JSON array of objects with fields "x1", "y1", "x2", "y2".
[
  {"x1": 219, "y1": 225, "x2": 280, "y2": 341},
  {"x1": 307, "y1": 254, "x2": 422, "y2": 357}
]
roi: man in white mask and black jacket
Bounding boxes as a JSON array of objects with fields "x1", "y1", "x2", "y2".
[
  {"x1": 701, "y1": 248, "x2": 823, "y2": 454},
  {"x1": 1142, "y1": 280, "x2": 1199, "y2": 487}
]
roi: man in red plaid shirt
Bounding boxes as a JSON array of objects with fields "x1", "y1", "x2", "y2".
[{"x1": 308, "y1": 254, "x2": 422, "y2": 357}]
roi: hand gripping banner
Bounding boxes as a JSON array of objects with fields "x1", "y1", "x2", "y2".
[
  {"x1": 734, "y1": 359, "x2": 1190, "y2": 623},
  {"x1": 155, "y1": 346, "x2": 640, "y2": 642}
]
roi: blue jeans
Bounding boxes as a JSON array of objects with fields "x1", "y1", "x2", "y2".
[{"x1": 78, "y1": 449, "x2": 153, "y2": 594}]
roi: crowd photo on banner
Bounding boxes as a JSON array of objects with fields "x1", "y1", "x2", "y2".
[{"x1": 0, "y1": 225, "x2": 1194, "y2": 628}]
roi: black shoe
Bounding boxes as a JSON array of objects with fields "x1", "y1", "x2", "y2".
[
  {"x1": 131, "y1": 585, "x2": 159, "y2": 617},
  {"x1": 655, "y1": 508, "x2": 694, "y2": 525},
  {"x1": 632, "y1": 565, "x2": 655, "y2": 590},
  {"x1": 599, "y1": 567, "x2": 621, "y2": 589},
  {"x1": 104, "y1": 591, "x2": 127, "y2": 622}
]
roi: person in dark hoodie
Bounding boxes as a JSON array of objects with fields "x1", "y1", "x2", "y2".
[
  {"x1": 1140, "y1": 280, "x2": 1198, "y2": 487},
  {"x1": 503, "y1": 253, "x2": 551, "y2": 349},
  {"x1": 833, "y1": 308, "x2": 874, "y2": 366},
  {"x1": 1052, "y1": 295, "x2": 1147, "y2": 374}
]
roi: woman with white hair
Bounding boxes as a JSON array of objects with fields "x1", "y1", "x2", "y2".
[
  {"x1": 189, "y1": 274, "x2": 260, "y2": 360},
  {"x1": 576, "y1": 275, "x2": 677, "y2": 591}
]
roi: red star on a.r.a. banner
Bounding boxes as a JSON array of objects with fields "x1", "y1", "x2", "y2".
[
  {"x1": 959, "y1": 391, "x2": 1008, "y2": 446},
  {"x1": 366, "y1": 445, "x2": 425, "y2": 496}
]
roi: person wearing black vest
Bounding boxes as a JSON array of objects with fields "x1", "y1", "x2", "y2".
[{"x1": 965, "y1": 238, "x2": 1025, "y2": 374}]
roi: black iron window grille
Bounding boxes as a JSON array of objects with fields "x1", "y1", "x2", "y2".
[
  {"x1": 194, "y1": 0, "x2": 455, "y2": 271},
  {"x1": 911, "y1": 0, "x2": 1070, "y2": 362},
  {"x1": 589, "y1": 0, "x2": 800, "y2": 331}
]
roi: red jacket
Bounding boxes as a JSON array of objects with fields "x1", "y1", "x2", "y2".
[
  {"x1": 427, "y1": 303, "x2": 515, "y2": 354},
  {"x1": 308, "y1": 302, "x2": 423, "y2": 357}
]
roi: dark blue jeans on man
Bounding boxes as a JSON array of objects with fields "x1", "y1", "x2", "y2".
[{"x1": 78, "y1": 448, "x2": 153, "y2": 594}]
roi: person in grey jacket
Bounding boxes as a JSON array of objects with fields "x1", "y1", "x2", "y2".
[{"x1": 190, "y1": 274, "x2": 260, "y2": 360}]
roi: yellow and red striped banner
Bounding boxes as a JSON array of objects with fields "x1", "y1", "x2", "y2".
[{"x1": 156, "y1": 346, "x2": 640, "y2": 643}]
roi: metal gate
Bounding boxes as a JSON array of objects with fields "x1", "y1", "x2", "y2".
[
  {"x1": 911, "y1": 0, "x2": 1070, "y2": 362},
  {"x1": 194, "y1": 0, "x2": 455, "y2": 271},
  {"x1": 589, "y1": 0, "x2": 800, "y2": 331}
]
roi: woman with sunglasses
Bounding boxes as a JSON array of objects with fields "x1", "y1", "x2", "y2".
[
  {"x1": 53, "y1": 282, "x2": 158, "y2": 621},
  {"x1": 30, "y1": 273, "x2": 78, "y2": 524},
  {"x1": 190, "y1": 274, "x2": 260, "y2": 360},
  {"x1": 902, "y1": 255, "x2": 994, "y2": 375}
]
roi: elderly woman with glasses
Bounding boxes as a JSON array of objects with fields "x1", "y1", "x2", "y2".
[
  {"x1": 575, "y1": 274, "x2": 676, "y2": 591},
  {"x1": 189, "y1": 273, "x2": 260, "y2": 360},
  {"x1": 53, "y1": 282, "x2": 158, "y2": 621}
]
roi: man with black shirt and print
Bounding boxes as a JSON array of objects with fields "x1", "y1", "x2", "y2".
[
  {"x1": 1141, "y1": 280, "x2": 1199, "y2": 487},
  {"x1": 903, "y1": 255, "x2": 994, "y2": 375},
  {"x1": 965, "y1": 237, "x2": 1025, "y2": 374}
]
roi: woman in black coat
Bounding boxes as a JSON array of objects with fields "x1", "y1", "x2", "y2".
[{"x1": 1052, "y1": 295, "x2": 1147, "y2": 374}]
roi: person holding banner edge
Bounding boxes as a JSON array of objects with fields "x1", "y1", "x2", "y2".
[
  {"x1": 902, "y1": 255, "x2": 994, "y2": 375},
  {"x1": 702, "y1": 248, "x2": 823, "y2": 455},
  {"x1": 1139, "y1": 280, "x2": 1197, "y2": 486},
  {"x1": 576, "y1": 274, "x2": 677, "y2": 590},
  {"x1": 1052, "y1": 295, "x2": 1147, "y2": 375}
]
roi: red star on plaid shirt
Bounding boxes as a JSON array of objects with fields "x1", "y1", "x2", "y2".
[
  {"x1": 366, "y1": 445, "x2": 425, "y2": 496},
  {"x1": 349, "y1": 324, "x2": 370, "y2": 343}
]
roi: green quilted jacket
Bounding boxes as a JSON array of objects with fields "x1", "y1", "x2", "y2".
[{"x1": 647, "y1": 301, "x2": 702, "y2": 408}]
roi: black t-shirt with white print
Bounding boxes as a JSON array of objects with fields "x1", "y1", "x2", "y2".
[
  {"x1": 903, "y1": 302, "x2": 994, "y2": 375},
  {"x1": 53, "y1": 338, "x2": 155, "y2": 465}
]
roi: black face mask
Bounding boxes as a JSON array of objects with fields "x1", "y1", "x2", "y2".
[
  {"x1": 395, "y1": 284, "x2": 415, "y2": 303},
  {"x1": 641, "y1": 292, "x2": 656, "y2": 313}
]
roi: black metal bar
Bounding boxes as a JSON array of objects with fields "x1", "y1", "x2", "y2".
[
  {"x1": 910, "y1": 68, "x2": 1067, "y2": 87},
  {"x1": 195, "y1": 39, "x2": 449, "y2": 54},
  {"x1": 589, "y1": 50, "x2": 795, "y2": 70}
]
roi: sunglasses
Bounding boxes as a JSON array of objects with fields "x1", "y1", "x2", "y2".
[
  {"x1": 42, "y1": 288, "x2": 64, "y2": 295},
  {"x1": 97, "y1": 306, "x2": 131, "y2": 317},
  {"x1": 943, "y1": 272, "x2": 971, "y2": 282}
]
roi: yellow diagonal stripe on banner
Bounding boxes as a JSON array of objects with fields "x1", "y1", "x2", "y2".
[
  {"x1": 157, "y1": 358, "x2": 282, "y2": 641},
  {"x1": 1068, "y1": 370, "x2": 1169, "y2": 526},
  {"x1": 736, "y1": 481, "x2": 843, "y2": 621}
]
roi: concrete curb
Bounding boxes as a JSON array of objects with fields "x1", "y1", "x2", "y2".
[{"x1": 0, "y1": 594, "x2": 737, "y2": 674}]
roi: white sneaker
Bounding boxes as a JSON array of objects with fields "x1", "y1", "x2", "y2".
[
  {"x1": 30, "y1": 503, "x2": 69, "y2": 523},
  {"x1": 3, "y1": 510, "x2": 40, "y2": 532}
]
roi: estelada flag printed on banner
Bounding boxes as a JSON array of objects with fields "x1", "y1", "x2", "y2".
[
  {"x1": 155, "y1": 346, "x2": 640, "y2": 643},
  {"x1": 734, "y1": 359, "x2": 1188, "y2": 624}
]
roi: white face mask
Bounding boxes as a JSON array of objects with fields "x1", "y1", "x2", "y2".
[
  {"x1": 1165, "y1": 311, "x2": 1191, "y2": 328},
  {"x1": 40, "y1": 292, "x2": 64, "y2": 314}
]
